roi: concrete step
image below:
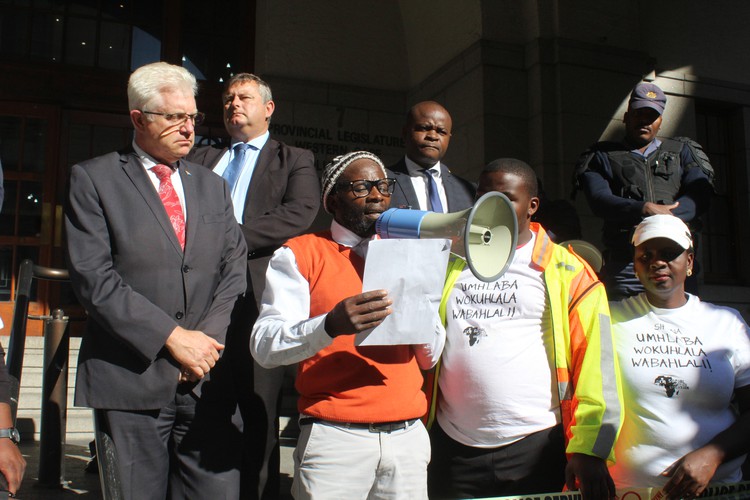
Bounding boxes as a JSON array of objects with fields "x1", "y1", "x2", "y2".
[
  {"x1": 16, "y1": 408, "x2": 94, "y2": 442},
  {"x1": 0, "y1": 335, "x2": 91, "y2": 442}
]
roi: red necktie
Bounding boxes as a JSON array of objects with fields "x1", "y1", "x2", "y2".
[{"x1": 151, "y1": 164, "x2": 186, "y2": 250}]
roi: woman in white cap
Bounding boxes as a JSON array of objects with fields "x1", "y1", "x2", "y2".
[{"x1": 609, "y1": 214, "x2": 750, "y2": 498}]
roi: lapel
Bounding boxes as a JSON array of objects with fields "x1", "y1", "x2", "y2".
[
  {"x1": 392, "y1": 159, "x2": 420, "y2": 209},
  {"x1": 180, "y1": 162, "x2": 198, "y2": 255},
  {"x1": 208, "y1": 146, "x2": 229, "y2": 169},
  {"x1": 120, "y1": 150, "x2": 184, "y2": 256},
  {"x1": 439, "y1": 163, "x2": 455, "y2": 211},
  {"x1": 242, "y1": 139, "x2": 277, "y2": 220}
]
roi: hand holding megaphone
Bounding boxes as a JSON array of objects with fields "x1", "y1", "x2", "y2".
[{"x1": 375, "y1": 192, "x2": 518, "y2": 282}]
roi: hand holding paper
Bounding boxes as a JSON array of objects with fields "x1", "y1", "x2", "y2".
[{"x1": 325, "y1": 289, "x2": 393, "y2": 338}]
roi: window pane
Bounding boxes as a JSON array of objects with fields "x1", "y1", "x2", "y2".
[
  {"x1": 0, "y1": 182, "x2": 16, "y2": 236},
  {"x1": 67, "y1": 123, "x2": 93, "y2": 166},
  {"x1": 92, "y1": 125, "x2": 130, "y2": 157},
  {"x1": 0, "y1": 116, "x2": 22, "y2": 172},
  {"x1": 23, "y1": 118, "x2": 47, "y2": 173},
  {"x1": 0, "y1": 246, "x2": 11, "y2": 301},
  {"x1": 0, "y1": 10, "x2": 29, "y2": 56},
  {"x1": 131, "y1": 26, "x2": 161, "y2": 70},
  {"x1": 17, "y1": 181, "x2": 43, "y2": 237},
  {"x1": 132, "y1": 0, "x2": 162, "y2": 33},
  {"x1": 102, "y1": 0, "x2": 131, "y2": 21},
  {"x1": 65, "y1": 16, "x2": 96, "y2": 66},
  {"x1": 99, "y1": 21, "x2": 130, "y2": 70},
  {"x1": 31, "y1": 12, "x2": 63, "y2": 62},
  {"x1": 68, "y1": 0, "x2": 98, "y2": 16},
  {"x1": 32, "y1": 0, "x2": 66, "y2": 11}
]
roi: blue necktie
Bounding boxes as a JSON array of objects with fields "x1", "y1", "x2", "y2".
[
  {"x1": 424, "y1": 168, "x2": 444, "y2": 213},
  {"x1": 223, "y1": 143, "x2": 250, "y2": 192}
]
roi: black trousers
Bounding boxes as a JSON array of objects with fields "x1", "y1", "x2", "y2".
[
  {"x1": 226, "y1": 292, "x2": 286, "y2": 500},
  {"x1": 102, "y1": 387, "x2": 242, "y2": 500},
  {"x1": 428, "y1": 422, "x2": 566, "y2": 499}
]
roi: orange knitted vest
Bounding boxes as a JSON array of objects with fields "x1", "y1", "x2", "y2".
[{"x1": 285, "y1": 231, "x2": 427, "y2": 423}]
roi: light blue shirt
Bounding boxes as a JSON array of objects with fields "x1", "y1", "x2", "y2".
[
  {"x1": 630, "y1": 138, "x2": 662, "y2": 158},
  {"x1": 214, "y1": 131, "x2": 270, "y2": 222}
]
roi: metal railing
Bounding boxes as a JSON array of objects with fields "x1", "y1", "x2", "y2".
[{"x1": 4, "y1": 259, "x2": 122, "y2": 498}]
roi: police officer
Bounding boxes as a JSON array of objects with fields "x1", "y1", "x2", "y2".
[{"x1": 574, "y1": 82, "x2": 714, "y2": 300}]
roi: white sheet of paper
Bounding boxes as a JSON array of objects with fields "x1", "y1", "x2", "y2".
[{"x1": 356, "y1": 238, "x2": 451, "y2": 346}]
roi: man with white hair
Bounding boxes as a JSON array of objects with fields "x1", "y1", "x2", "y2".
[
  {"x1": 251, "y1": 151, "x2": 445, "y2": 499},
  {"x1": 65, "y1": 61, "x2": 247, "y2": 499}
]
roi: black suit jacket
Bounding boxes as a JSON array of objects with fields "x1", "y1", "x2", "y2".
[
  {"x1": 65, "y1": 149, "x2": 248, "y2": 410},
  {"x1": 187, "y1": 139, "x2": 320, "y2": 301},
  {"x1": 387, "y1": 158, "x2": 475, "y2": 212}
]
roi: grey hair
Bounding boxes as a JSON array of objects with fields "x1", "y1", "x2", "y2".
[
  {"x1": 321, "y1": 151, "x2": 387, "y2": 213},
  {"x1": 127, "y1": 62, "x2": 198, "y2": 112},
  {"x1": 225, "y1": 73, "x2": 273, "y2": 103}
]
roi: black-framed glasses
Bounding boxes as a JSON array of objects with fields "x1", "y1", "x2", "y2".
[
  {"x1": 141, "y1": 110, "x2": 206, "y2": 126},
  {"x1": 336, "y1": 178, "x2": 395, "y2": 198}
]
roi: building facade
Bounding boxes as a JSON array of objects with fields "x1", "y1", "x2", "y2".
[{"x1": 2, "y1": 0, "x2": 749, "y2": 331}]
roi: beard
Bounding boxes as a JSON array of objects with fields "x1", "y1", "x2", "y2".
[{"x1": 336, "y1": 207, "x2": 379, "y2": 238}]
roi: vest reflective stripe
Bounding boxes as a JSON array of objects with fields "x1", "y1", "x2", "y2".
[{"x1": 592, "y1": 312, "x2": 621, "y2": 460}]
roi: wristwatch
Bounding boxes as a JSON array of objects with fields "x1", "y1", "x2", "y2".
[{"x1": 0, "y1": 428, "x2": 20, "y2": 444}]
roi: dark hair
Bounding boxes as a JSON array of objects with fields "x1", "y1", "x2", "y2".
[{"x1": 481, "y1": 158, "x2": 538, "y2": 197}]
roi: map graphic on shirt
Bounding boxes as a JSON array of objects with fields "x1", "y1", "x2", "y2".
[
  {"x1": 653, "y1": 375, "x2": 689, "y2": 398},
  {"x1": 463, "y1": 326, "x2": 487, "y2": 346}
]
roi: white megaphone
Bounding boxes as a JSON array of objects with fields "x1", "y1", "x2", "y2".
[{"x1": 375, "y1": 192, "x2": 518, "y2": 282}]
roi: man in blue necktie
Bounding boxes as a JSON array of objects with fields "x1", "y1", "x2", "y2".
[
  {"x1": 387, "y1": 101, "x2": 475, "y2": 213},
  {"x1": 187, "y1": 73, "x2": 320, "y2": 500}
]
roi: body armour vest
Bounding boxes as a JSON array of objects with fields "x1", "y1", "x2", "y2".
[
  {"x1": 606, "y1": 138, "x2": 683, "y2": 204},
  {"x1": 579, "y1": 138, "x2": 686, "y2": 251}
]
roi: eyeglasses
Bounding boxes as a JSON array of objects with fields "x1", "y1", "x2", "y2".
[
  {"x1": 141, "y1": 110, "x2": 206, "y2": 126},
  {"x1": 335, "y1": 178, "x2": 395, "y2": 198}
]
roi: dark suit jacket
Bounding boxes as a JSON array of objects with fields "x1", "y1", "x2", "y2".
[
  {"x1": 387, "y1": 158, "x2": 475, "y2": 212},
  {"x1": 65, "y1": 148, "x2": 247, "y2": 410},
  {"x1": 187, "y1": 139, "x2": 320, "y2": 301}
]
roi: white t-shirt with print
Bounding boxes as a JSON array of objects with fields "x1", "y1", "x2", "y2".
[
  {"x1": 610, "y1": 293, "x2": 750, "y2": 489},
  {"x1": 437, "y1": 232, "x2": 560, "y2": 448}
]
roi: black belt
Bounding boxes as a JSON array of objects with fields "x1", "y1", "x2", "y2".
[{"x1": 299, "y1": 417, "x2": 419, "y2": 433}]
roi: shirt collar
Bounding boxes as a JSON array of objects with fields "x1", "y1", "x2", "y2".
[
  {"x1": 404, "y1": 155, "x2": 441, "y2": 177},
  {"x1": 330, "y1": 219, "x2": 372, "y2": 248},
  {"x1": 132, "y1": 140, "x2": 177, "y2": 170},
  {"x1": 231, "y1": 131, "x2": 270, "y2": 151},
  {"x1": 626, "y1": 137, "x2": 662, "y2": 157}
]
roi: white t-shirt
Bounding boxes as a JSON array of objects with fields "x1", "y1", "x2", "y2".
[
  {"x1": 610, "y1": 293, "x2": 750, "y2": 489},
  {"x1": 437, "y1": 233, "x2": 559, "y2": 448}
]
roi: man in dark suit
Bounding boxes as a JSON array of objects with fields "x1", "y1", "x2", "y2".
[
  {"x1": 388, "y1": 101, "x2": 475, "y2": 212},
  {"x1": 65, "y1": 62, "x2": 247, "y2": 499},
  {"x1": 186, "y1": 73, "x2": 320, "y2": 499}
]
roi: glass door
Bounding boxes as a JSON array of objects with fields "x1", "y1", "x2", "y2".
[{"x1": 0, "y1": 103, "x2": 60, "y2": 334}]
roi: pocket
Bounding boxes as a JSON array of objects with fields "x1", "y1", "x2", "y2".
[
  {"x1": 294, "y1": 420, "x2": 317, "y2": 469},
  {"x1": 202, "y1": 213, "x2": 224, "y2": 224}
]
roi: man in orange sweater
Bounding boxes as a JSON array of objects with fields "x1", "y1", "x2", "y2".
[{"x1": 251, "y1": 150, "x2": 445, "y2": 499}]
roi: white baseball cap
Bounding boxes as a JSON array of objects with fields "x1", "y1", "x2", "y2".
[{"x1": 632, "y1": 215, "x2": 693, "y2": 250}]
